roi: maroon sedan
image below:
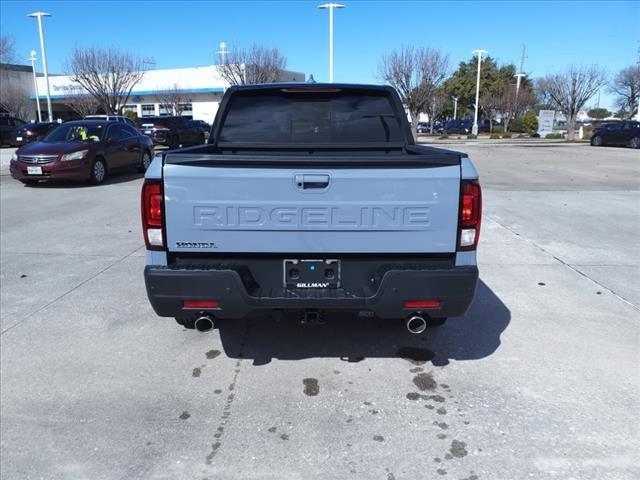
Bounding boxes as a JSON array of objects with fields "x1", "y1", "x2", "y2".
[{"x1": 10, "y1": 120, "x2": 154, "y2": 185}]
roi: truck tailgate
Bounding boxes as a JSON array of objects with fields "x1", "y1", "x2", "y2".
[{"x1": 163, "y1": 163, "x2": 460, "y2": 254}]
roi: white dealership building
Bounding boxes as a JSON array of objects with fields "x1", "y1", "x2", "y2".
[{"x1": 31, "y1": 64, "x2": 305, "y2": 123}]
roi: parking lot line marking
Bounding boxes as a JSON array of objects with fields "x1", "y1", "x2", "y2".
[
  {"x1": 485, "y1": 215, "x2": 640, "y2": 312},
  {"x1": 0, "y1": 245, "x2": 145, "y2": 336}
]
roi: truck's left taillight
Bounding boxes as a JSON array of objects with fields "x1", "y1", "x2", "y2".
[
  {"x1": 141, "y1": 179, "x2": 165, "y2": 251},
  {"x1": 458, "y1": 180, "x2": 482, "y2": 251}
]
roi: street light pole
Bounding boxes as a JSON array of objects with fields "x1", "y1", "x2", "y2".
[
  {"x1": 317, "y1": 3, "x2": 345, "y2": 83},
  {"x1": 514, "y1": 44, "x2": 526, "y2": 103},
  {"x1": 515, "y1": 73, "x2": 526, "y2": 100},
  {"x1": 28, "y1": 12, "x2": 53, "y2": 122},
  {"x1": 452, "y1": 96, "x2": 458, "y2": 120},
  {"x1": 471, "y1": 49, "x2": 487, "y2": 135},
  {"x1": 29, "y1": 50, "x2": 42, "y2": 122},
  {"x1": 216, "y1": 41, "x2": 232, "y2": 91}
]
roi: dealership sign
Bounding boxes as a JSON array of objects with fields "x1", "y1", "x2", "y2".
[
  {"x1": 538, "y1": 110, "x2": 555, "y2": 137},
  {"x1": 52, "y1": 83, "x2": 85, "y2": 93}
]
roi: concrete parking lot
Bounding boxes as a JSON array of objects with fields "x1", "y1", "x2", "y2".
[{"x1": 1, "y1": 143, "x2": 638, "y2": 480}]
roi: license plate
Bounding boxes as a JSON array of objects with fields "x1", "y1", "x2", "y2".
[
  {"x1": 16, "y1": 136, "x2": 23, "y2": 142},
  {"x1": 284, "y1": 259, "x2": 340, "y2": 289},
  {"x1": 144, "y1": 130, "x2": 152, "y2": 135},
  {"x1": 27, "y1": 166, "x2": 42, "y2": 175}
]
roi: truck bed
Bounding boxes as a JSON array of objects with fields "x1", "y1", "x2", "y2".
[{"x1": 162, "y1": 143, "x2": 466, "y2": 167}]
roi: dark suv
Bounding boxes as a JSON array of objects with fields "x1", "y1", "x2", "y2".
[
  {"x1": 0, "y1": 116, "x2": 26, "y2": 146},
  {"x1": 591, "y1": 121, "x2": 640, "y2": 148},
  {"x1": 445, "y1": 119, "x2": 490, "y2": 134},
  {"x1": 445, "y1": 119, "x2": 472, "y2": 134},
  {"x1": 137, "y1": 116, "x2": 205, "y2": 148}
]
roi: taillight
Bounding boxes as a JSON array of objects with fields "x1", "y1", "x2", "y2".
[
  {"x1": 141, "y1": 179, "x2": 165, "y2": 251},
  {"x1": 458, "y1": 180, "x2": 482, "y2": 251}
]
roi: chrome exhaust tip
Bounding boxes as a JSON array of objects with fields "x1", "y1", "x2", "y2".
[
  {"x1": 194, "y1": 314, "x2": 215, "y2": 333},
  {"x1": 406, "y1": 315, "x2": 427, "y2": 335}
]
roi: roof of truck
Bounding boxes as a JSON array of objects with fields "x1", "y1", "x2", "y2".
[{"x1": 229, "y1": 83, "x2": 394, "y2": 91}]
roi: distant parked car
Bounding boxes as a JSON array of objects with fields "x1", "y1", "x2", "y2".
[
  {"x1": 10, "y1": 120, "x2": 154, "y2": 185},
  {"x1": 136, "y1": 116, "x2": 205, "y2": 148},
  {"x1": 417, "y1": 121, "x2": 446, "y2": 134},
  {"x1": 84, "y1": 115, "x2": 136, "y2": 127},
  {"x1": 0, "y1": 116, "x2": 26, "y2": 146},
  {"x1": 445, "y1": 119, "x2": 473, "y2": 134},
  {"x1": 445, "y1": 119, "x2": 490, "y2": 134},
  {"x1": 591, "y1": 121, "x2": 640, "y2": 148},
  {"x1": 11, "y1": 122, "x2": 58, "y2": 147},
  {"x1": 416, "y1": 122, "x2": 430, "y2": 134},
  {"x1": 433, "y1": 121, "x2": 446, "y2": 134}
]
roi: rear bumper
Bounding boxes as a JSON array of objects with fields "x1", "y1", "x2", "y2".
[{"x1": 144, "y1": 265, "x2": 478, "y2": 319}]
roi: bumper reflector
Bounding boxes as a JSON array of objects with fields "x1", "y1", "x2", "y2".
[
  {"x1": 404, "y1": 300, "x2": 441, "y2": 309},
  {"x1": 183, "y1": 300, "x2": 220, "y2": 310}
]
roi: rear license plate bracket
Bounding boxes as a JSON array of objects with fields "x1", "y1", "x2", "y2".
[{"x1": 284, "y1": 259, "x2": 340, "y2": 289}]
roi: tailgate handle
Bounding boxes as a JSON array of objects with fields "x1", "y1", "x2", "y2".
[{"x1": 295, "y1": 174, "x2": 330, "y2": 190}]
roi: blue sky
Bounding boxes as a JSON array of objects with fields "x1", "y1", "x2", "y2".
[{"x1": 1, "y1": 0, "x2": 638, "y2": 109}]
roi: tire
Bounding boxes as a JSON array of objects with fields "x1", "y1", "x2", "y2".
[
  {"x1": 428, "y1": 317, "x2": 448, "y2": 327},
  {"x1": 198, "y1": 133, "x2": 205, "y2": 144},
  {"x1": 138, "y1": 151, "x2": 152, "y2": 173},
  {"x1": 175, "y1": 317, "x2": 196, "y2": 329},
  {"x1": 591, "y1": 135, "x2": 603, "y2": 146},
  {"x1": 90, "y1": 157, "x2": 107, "y2": 185},
  {"x1": 170, "y1": 135, "x2": 179, "y2": 149},
  {"x1": 630, "y1": 137, "x2": 640, "y2": 149}
]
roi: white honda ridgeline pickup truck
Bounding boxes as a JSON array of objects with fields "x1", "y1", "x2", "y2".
[{"x1": 142, "y1": 84, "x2": 481, "y2": 334}]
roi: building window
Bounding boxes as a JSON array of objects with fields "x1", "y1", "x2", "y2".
[
  {"x1": 179, "y1": 103, "x2": 193, "y2": 116},
  {"x1": 141, "y1": 104, "x2": 156, "y2": 117},
  {"x1": 158, "y1": 103, "x2": 172, "y2": 116},
  {"x1": 123, "y1": 105, "x2": 137, "y2": 114}
]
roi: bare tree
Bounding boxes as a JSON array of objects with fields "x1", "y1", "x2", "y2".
[
  {"x1": 218, "y1": 43, "x2": 287, "y2": 86},
  {"x1": 609, "y1": 65, "x2": 640, "y2": 119},
  {"x1": 488, "y1": 84, "x2": 534, "y2": 132},
  {"x1": 378, "y1": 46, "x2": 449, "y2": 138},
  {"x1": 511, "y1": 86, "x2": 534, "y2": 125},
  {"x1": 155, "y1": 84, "x2": 192, "y2": 116},
  {"x1": 424, "y1": 88, "x2": 448, "y2": 134},
  {"x1": 64, "y1": 94, "x2": 100, "y2": 118},
  {"x1": 0, "y1": 82, "x2": 32, "y2": 120},
  {"x1": 537, "y1": 65, "x2": 607, "y2": 140},
  {"x1": 479, "y1": 88, "x2": 501, "y2": 133},
  {"x1": 67, "y1": 46, "x2": 149, "y2": 114},
  {"x1": 0, "y1": 35, "x2": 15, "y2": 63}
]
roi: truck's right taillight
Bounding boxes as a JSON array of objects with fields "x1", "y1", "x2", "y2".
[
  {"x1": 458, "y1": 180, "x2": 482, "y2": 251},
  {"x1": 141, "y1": 179, "x2": 165, "y2": 251}
]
